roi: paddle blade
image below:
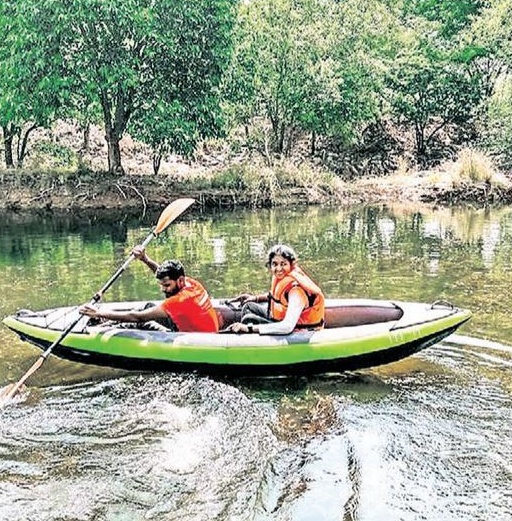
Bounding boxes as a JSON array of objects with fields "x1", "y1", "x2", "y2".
[
  {"x1": 0, "y1": 356, "x2": 44, "y2": 406},
  {"x1": 0, "y1": 383, "x2": 28, "y2": 406},
  {"x1": 154, "y1": 198, "x2": 195, "y2": 235}
]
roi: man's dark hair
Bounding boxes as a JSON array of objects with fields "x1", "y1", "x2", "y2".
[{"x1": 156, "y1": 260, "x2": 185, "y2": 281}]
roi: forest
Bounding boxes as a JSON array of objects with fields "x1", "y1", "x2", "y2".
[{"x1": 0, "y1": 0, "x2": 511, "y2": 181}]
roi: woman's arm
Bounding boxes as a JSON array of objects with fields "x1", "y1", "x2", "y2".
[{"x1": 257, "y1": 287, "x2": 307, "y2": 335}]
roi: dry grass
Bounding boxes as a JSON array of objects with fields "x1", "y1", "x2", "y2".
[
  {"x1": 427, "y1": 148, "x2": 510, "y2": 189},
  {"x1": 209, "y1": 158, "x2": 346, "y2": 207},
  {"x1": 454, "y1": 148, "x2": 496, "y2": 184}
]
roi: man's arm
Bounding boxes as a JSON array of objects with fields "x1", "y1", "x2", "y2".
[
  {"x1": 80, "y1": 304, "x2": 168, "y2": 323},
  {"x1": 132, "y1": 245, "x2": 160, "y2": 273}
]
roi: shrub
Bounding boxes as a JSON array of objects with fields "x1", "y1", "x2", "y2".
[
  {"x1": 455, "y1": 148, "x2": 495, "y2": 183},
  {"x1": 26, "y1": 141, "x2": 78, "y2": 170}
]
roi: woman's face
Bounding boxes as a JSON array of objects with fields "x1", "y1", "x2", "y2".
[{"x1": 269, "y1": 254, "x2": 293, "y2": 280}]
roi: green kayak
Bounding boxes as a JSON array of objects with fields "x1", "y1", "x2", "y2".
[{"x1": 2, "y1": 298, "x2": 471, "y2": 376}]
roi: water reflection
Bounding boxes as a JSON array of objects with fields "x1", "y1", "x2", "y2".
[{"x1": 1, "y1": 204, "x2": 512, "y2": 520}]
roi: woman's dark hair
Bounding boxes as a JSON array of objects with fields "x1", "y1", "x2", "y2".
[
  {"x1": 156, "y1": 260, "x2": 185, "y2": 280},
  {"x1": 266, "y1": 244, "x2": 297, "y2": 267}
]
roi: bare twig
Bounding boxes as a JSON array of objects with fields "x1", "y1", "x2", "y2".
[
  {"x1": 115, "y1": 183, "x2": 147, "y2": 218},
  {"x1": 114, "y1": 183, "x2": 127, "y2": 199},
  {"x1": 28, "y1": 184, "x2": 55, "y2": 202}
]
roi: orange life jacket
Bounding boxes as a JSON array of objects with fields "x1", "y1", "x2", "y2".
[
  {"x1": 269, "y1": 266, "x2": 325, "y2": 329},
  {"x1": 160, "y1": 277, "x2": 219, "y2": 332}
]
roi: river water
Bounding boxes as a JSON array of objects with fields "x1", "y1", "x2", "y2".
[{"x1": 0, "y1": 203, "x2": 511, "y2": 521}]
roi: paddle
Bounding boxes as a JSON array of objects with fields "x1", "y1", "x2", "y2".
[{"x1": 0, "y1": 198, "x2": 195, "y2": 405}]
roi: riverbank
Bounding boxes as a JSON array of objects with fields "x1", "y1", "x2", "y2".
[
  {"x1": 1, "y1": 164, "x2": 511, "y2": 217},
  {"x1": 1, "y1": 122, "x2": 511, "y2": 215}
]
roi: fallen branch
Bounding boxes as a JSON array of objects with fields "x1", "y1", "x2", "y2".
[
  {"x1": 115, "y1": 183, "x2": 147, "y2": 218},
  {"x1": 114, "y1": 183, "x2": 127, "y2": 199},
  {"x1": 28, "y1": 184, "x2": 55, "y2": 202}
]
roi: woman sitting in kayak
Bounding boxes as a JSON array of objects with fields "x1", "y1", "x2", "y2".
[{"x1": 226, "y1": 244, "x2": 325, "y2": 335}]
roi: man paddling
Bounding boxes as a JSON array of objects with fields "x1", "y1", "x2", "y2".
[{"x1": 80, "y1": 247, "x2": 219, "y2": 333}]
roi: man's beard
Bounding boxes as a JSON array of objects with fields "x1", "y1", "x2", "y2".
[{"x1": 164, "y1": 287, "x2": 179, "y2": 298}]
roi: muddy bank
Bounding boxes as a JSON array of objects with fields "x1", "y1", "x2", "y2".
[
  {"x1": 4, "y1": 120, "x2": 511, "y2": 216},
  {"x1": 0, "y1": 169, "x2": 356, "y2": 216},
  {"x1": 1, "y1": 167, "x2": 511, "y2": 218},
  {"x1": 0, "y1": 170, "x2": 211, "y2": 214}
]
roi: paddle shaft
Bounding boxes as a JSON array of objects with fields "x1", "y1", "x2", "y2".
[
  {"x1": 2, "y1": 231, "x2": 158, "y2": 401},
  {"x1": 47, "y1": 230, "x2": 157, "y2": 358},
  {"x1": 3, "y1": 198, "x2": 196, "y2": 402}
]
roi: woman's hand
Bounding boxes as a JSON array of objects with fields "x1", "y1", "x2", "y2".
[
  {"x1": 226, "y1": 322, "x2": 256, "y2": 333},
  {"x1": 231, "y1": 293, "x2": 255, "y2": 305}
]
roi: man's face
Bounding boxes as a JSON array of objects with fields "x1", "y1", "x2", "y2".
[{"x1": 158, "y1": 276, "x2": 180, "y2": 297}]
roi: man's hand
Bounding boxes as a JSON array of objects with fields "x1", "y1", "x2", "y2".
[
  {"x1": 231, "y1": 293, "x2": 255, "y2": 305},
  {"x1": 79, "y1": 304, "x2": 99, "y2": 318},
  {"x1": 131, "y1": 245, "x2": 147, "y2": 261}
]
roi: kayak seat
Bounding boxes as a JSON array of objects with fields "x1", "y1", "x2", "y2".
[
  {"x1": 214, "y1": 303, "x2": 402, "y2": 330},
  {"x1": 324, "y1": 305, "x2": 403, "y2": 329}
]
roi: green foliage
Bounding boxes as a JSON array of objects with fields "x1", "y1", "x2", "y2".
[
  {"x1": 401, "y1": 0, "x2": 485, "y2": 37},
  {"x1": 385, "y1": 13, "x2": 485, "y2": 163},
  {"x1": 471, "y1": 0, "x2": 512, "y2": 64},
  {"x1": 0, "y1": 1, "x2": 71, "y2": 167},
  {"x1": 26, "y1": 141, "x2": 78, "y2": 170},
  {"x1": 0, "y1": 0, "x2": 236, "y2": 174},
  {"x1": 468, "y1": 0, "x2": 512, "y2": 160},
  {"x1": 128, "y1": 0, "x2": 237, "y2": 166},
  {"x1": 479, "y1": 77, "x2": 512, "y2": 162},
  {"x1": 0, "y1": 0, "x2": 509, "y2": 175},
  {"x1": 222, "y1": 0, "x2": 387, "y2": 156}
]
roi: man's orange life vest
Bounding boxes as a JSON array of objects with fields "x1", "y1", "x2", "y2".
[
  {"x1": 160, "y1": 277, "x2": 219, "y2": 332},
  {"x1": 269, "y1": 266, "x2": 325, "y2": 329}
]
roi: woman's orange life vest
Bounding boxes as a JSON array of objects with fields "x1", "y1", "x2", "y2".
[
  {"x1": 160, "y1": 277, "x2": 219, "y2": 332},
  {"x1": 269, "y1": 266, "x2": 325, "y2": 329}
]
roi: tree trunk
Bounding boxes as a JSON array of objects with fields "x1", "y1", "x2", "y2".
[
  {"x1": 78, "y1": 123, "x2": 90, "y2": 168},
  {"x1": 152, "y1": 153, "x2": 162, "y2": 175},
  {"x1": 105, "y1": 132, "x2": 124, "y2": 175},
  {"x1": 414, "y1": 122, "x2": 426, "y2": 164},
  {"x1": 278, "y1": 123, "x2": 285, "y2": 155},
  {"x1": 2, "y1": 126, "x2": 15, "y2": 168},
  {"x1": 83, "y1": 123, "x2": 90, "y2": 152},
  {"x1": 100, "y1": 87, "x2": 130, "y2": 175},
  {"x1": 17, "y1": 123, "x2": 38, "y2": 168}
]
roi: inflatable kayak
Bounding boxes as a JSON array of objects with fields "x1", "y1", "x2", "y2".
[{"x1": 2, "y1": 299, "x2": 471, "y2": 376}]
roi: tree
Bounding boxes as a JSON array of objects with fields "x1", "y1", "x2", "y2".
[
  {"x1": 471, "y1": 0, "x2": 512, "y2": 63},
  {"x1": 14, "y1": 0, "x2": 236, "y2": 175},
  {"x1": 223, "y1": 0, "x2": 386, "y2": 158},
  {"x1": 470, "y1": 0, "x2": 512, "y2": 160},
  {"x1": 128, "y1": 1, "x2": 236, "y2": 174},
  {"x1": 0, "y1": 1, "x2": 69, "y2": 168},
  {"x1": 401, "y1": 0, "x2": 485, "y2": 37},
  {"x1": 385, "y1": 15, "x2": 484, "y2": 164}
]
